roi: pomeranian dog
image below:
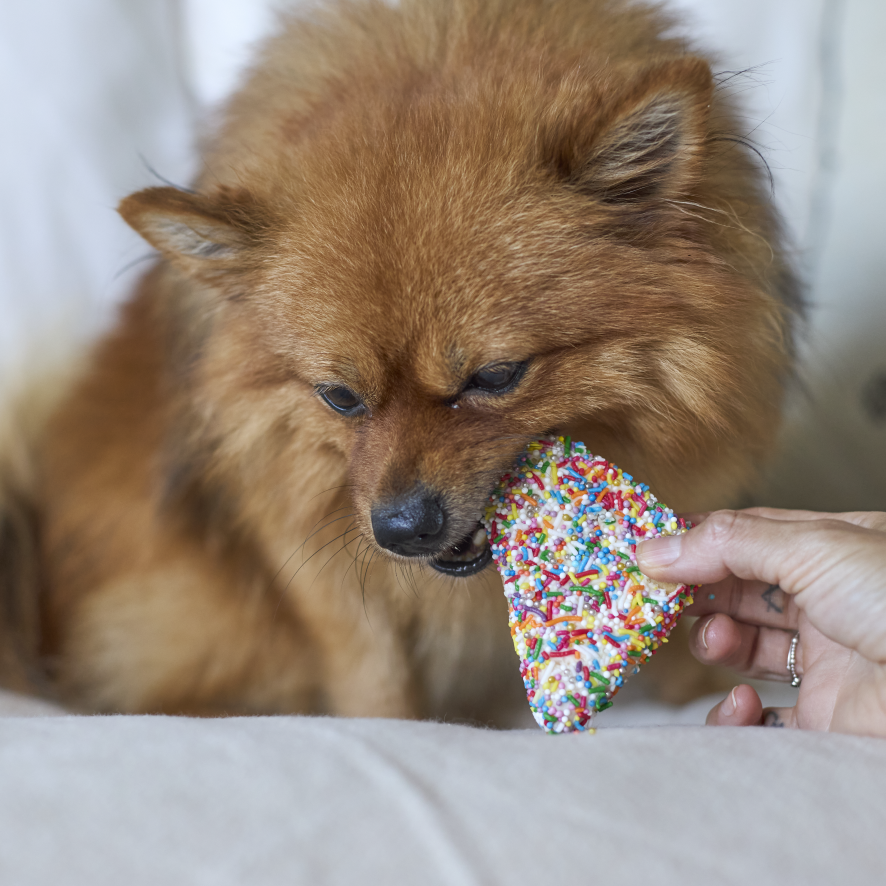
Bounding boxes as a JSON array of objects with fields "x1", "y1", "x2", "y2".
[{"x1": 0, "y1": 0, "x2": 797, "y2": 719}]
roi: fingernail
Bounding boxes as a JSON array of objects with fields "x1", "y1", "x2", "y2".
[
  {"x1": 699, "y1": 616, "x2": 712, "y2": 650},
  {"x1": 722, "y1": 687, "x2": 738, "y2": 717},
  {"x1": 637, "y1": 534, "x2": 682, "y2": 569}
]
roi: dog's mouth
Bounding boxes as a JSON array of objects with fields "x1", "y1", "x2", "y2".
[{"x1": 430, "y1": 524, "x2": 492, "y2": 577}]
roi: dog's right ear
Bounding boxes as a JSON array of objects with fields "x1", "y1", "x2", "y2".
[{"x1": 118, "y1": 186, "x2": 269, "y2": 280}]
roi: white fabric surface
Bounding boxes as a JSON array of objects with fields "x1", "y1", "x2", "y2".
[{"x1": 0, "y1": 711, "x2": 883, "y2": 886}]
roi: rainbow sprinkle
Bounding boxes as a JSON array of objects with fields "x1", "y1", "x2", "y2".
[{"x1": 482, "y1": 436, "x2": 695, "y2": 734}]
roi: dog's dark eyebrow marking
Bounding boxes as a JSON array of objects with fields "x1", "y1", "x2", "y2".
[
  {"x1": 445, "y1": 345, "x2": 468, "y2": 375},
  {"x1": 435, "y1": 346, "x2": 470, "y2": 399}
]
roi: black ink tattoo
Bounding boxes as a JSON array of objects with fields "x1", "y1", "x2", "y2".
[
  {"x1": 764, "y1": 711, "x2": 785, "y2": 728},
  {"x1": 761, "y1": 584, "x2": 784, "y2": 614}
]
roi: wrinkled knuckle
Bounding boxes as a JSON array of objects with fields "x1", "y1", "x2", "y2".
[
  {"x1": 814, "y1": 521, "x2": 861, "y2": 547},
  {"x1": 743, "y1": 506, "x2": 777, "y2": 520},
  {"x1": 704, "y1": 509, "x2": 740, "y2": 546},
  {"x1": 821, "y1": 525, "x2": 850, "y2": 546},
  {"x1": 866, "y1": 511, "x2": 886, "y2": 532},
  {"x1": 725, "y1": 574, "x2": 744, "y2": 616}
]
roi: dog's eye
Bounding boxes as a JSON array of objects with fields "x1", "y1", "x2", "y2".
[
  {"x1": 466, "y1": 361, "x2": 527, "y2": 394},
  {"x1": 318, "y1": 385, "x2": 365, "y2": 416}
]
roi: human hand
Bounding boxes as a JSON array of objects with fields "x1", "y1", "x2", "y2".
[{"x1": 636, "y1": 509, "x2": 886, "y2": 737}]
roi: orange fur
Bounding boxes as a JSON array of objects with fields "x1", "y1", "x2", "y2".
[{"x1": 17, "y1": 0, "x2": 797, "y2": 718}]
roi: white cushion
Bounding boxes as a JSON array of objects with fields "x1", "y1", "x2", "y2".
[{"x1": 0, "y1": 706, "x2": 882, "y2": 885}]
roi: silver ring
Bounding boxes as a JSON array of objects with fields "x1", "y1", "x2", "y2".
[{"x1": 787, "y1": 632, "x2": 801, "y2": 687}]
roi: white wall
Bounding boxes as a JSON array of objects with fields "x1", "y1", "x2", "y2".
[
  {"x1": 1, "y1": 0, "x2": 883, "y2": 508},
  {"x1": 674, "y1": 0, "x2": 886, "y2": 510}
]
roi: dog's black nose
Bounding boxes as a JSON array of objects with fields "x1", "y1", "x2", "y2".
[{"x1": 371, "y1": 491, "x2": 446, "y2": 556}]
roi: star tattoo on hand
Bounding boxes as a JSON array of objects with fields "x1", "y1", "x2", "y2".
[
  {"x1": 761, "y1": 584, "x2": 785, "y2": 614},
  {"x1": 764, "y1": 710, "x2": 785, "y2": 728}
]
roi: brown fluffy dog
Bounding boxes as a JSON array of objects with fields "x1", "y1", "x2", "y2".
[{"x1": 3, "y1": 0, "x2": 797, "y2": 718}]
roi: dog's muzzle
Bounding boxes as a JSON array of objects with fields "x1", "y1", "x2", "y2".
[{"x1": 370, "y1": 490, "x2": 491, "y2": 577}]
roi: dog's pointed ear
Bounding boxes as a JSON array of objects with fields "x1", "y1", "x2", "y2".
[
  {"x1": 564, "y1": 57, "x2": 714, "y2": 204},
  {"x1": 118, "y1": 186, "x2": 268, "y2": 278}
]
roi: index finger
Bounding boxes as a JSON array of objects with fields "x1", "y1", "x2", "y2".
[
  {"x1": 637, "y1": 510, "x2": 872, "y2": 589},
  {"x1": 686, "y1": 508, "x2": 886, "y2": 532}
]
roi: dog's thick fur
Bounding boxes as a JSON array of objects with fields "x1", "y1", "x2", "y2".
[{"x1": 2, "y1": 0, "x2": 797, "y2": 718}]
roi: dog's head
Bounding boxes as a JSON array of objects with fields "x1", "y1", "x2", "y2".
[{"x1": 120, "y1": 56, "x2": 788, "y2": 576}]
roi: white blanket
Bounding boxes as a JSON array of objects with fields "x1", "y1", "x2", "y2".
[{"x1": 1, "y1": 706, "x2": 882, "y2": 886}]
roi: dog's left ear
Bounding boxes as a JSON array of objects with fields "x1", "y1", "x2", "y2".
[
  {"x1": 118, "y1": 186, "x2": 270, "y2": 282},
  {"x1": 561, "y1": 57, "x2": 714, "y2": 204}
]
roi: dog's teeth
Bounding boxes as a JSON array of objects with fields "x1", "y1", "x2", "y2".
[{"x1": 435, "y1": 524, "x2": 487, "y2": 565}]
